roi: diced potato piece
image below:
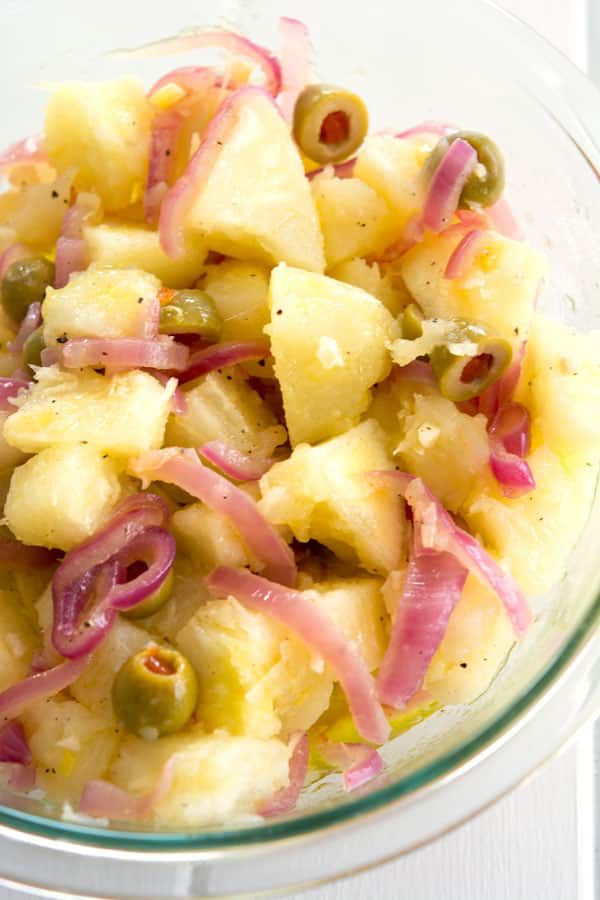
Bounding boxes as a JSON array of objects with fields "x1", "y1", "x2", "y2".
[
  {"x1": 110, "y1": 729, "x2": 290, "y2": 827},
  {"x1": 43, "y1": 266, "x2": 160, "y2": 346},
  {"x1": 0, "y1": 589, "x2": 39, "y2": 691},
  {"x1": 4, "y1": 444, "x2": 121, "y2": 551},
  {"x1": 4, "y1": 366, "x2": 174, "y2": 456},
  {"x1": 518, "y1": 315, "x2": 600, "y2": 463},
  {"x1": 330, "y1": 258, "x2": 408, "y2": 316},
  {"x1": 172, "y1": 503, "x2": 253, "y2": 573},
  {"x1": 70, "y1": 618, "x2": 150, "y2": 721},
  {"x1": 165, "y1": 370, "x2": 286, "y2": 458},
  {"x1": 398, "y1": 230, "x2": 546, "y2": 345},
  {"x1": 393, "y1": 392, "x2": 490, "y2": 512},
  {"x1": 201, "y1": 260, "x2": 270, "y2": 343},
  {"x1": 462, "y1": 447, "x2": 596, "y2": 596},
  {"x1": 308, "y1": 577, "x2": 388, "y2": 672},
  {"x1": 425, "y1": 575, "x2": 514, "y2": 705},
  {"x1": 84, "y1": 223, "x2": 207, "y2": 289},
  {"x1": 259, "y1": 419, "x2": 406, "y2": 574},
  {"x1": 45, "y1": 78, "x2": 153, "y2": 211},
  {"x1": 354, "y1": 133, "x2": 438, "y2": 226},
  {"x1": 22, "y1": 697, "x2": 119, "y2": 802},
  {"x1": 311, "y1": 171, "x2": 399, "y2": 269},
  {"x1": 186, "y1": 90, "x2": 325, "y2": 272},
  {"x1": 0, "y1": 411, "x2": 26, "y2": 473},
  {"x1": 8, "y1": 170, "x2": 73, "y2": 250},
  {"x1": 177, "y1": 594, "x2": 331, "y2": 739},
  {"x1": 267, "y1": 264, "x2": 396, "y2": 446}
]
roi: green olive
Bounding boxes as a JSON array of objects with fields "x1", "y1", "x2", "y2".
[
  {"x1": 1, "y1": 257, "x2": 55, "y2": 323},
  {"x1": 401, "y1": 303, "x2": 424, "y2": 340},
  {"x1": 430, "y1": 336, "x2": 512, "y2": 401},
  {"x1": 159, "y1": 290, "x2": 222, "y2": 339},
  {"x1": 122, "y1": 568, "x2": 174, "y2": 620},
  {"x1": 425, "y1": 131, "x2": 505, "y2": 208},
  {"x1": 22, "y1": 326, "x2": 45, "y2": 371},
  {"x1": 112, "y1": 644, "x2": 198, "y2": 737},
  {"x1": 293, "y1": 84, "x2": 369, "y2": 164}
]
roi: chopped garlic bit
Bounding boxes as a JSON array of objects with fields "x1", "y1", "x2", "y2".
[{"x1": 317, "y1": 336, "x2": 345, "y2": 369}]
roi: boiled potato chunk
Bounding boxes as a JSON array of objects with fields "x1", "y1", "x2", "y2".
[
  {"x1": 165, "y1": 370, "x2": 286, "y2": 458},
  {"x1": 393, "y1": 392, "x2": 490, "y2": 512},
  {"x1": 268, "y1": 264, "x2": 396, "y2": 446},
  {"x1": 310, "y1": 171, "x2": 399, "y2": 269},
  {"x1": 7, "y1": 170, "x2": 74, "y2": 251},
  {"x1": 4, "y1": 444, "x2": 121, "y2": 551},
  {"x1": 84, "y1": 223, "x2": 207, "y2": 289},
  {"x1": 0, "y1": 411, "x2": 26, "y2": 473},
  {"x1": 354, "y1": 133, "x2": 438, "y2": 227},
  {"x1": 172, "y1": 503, "x2": 254, "y2": 573},
  {"x1": 462, "y1": 447, "x2": 596, "y2": 596},
  {"x1": 42, "y1": 267, "x2": 160, "y2": 346},
  {"x1": 22, "y1": 698, "x2": 119, "y2": 802},
  {"x1": 186, "y1": 90, "x2": 325, "y2": 272},
  {"x1": 4, "y1": 366, "x2": 174, "y2": 456},
  {"x1": 518, "y1": 315, "x2": 600, "y2": 463},
  {"x1": 398, "y1": 229, "x2": 546, "y2": 345},
  {"x1": 0, "y1": 589, "x2": 39, "y2": 691},
  {"x1": 45, "y1": 78, "x2": 153, "y2": 211},
  {"x1": 425, "y1": 575, "x2": 514, "y2": 705},
  {"x1": 110, "y1": 728, "x2": 291, "y2": 826},
  {"x1": 70, "y1": 617, "x2": 150, "y2": 721},
  {"x1": 330, "y1": 258, "x2": 408, "y2": 316},
  {"x1": 177, "y1": 594, "x2": 330, "y2": 739},
  {"x1": 201, "y1": 259, "x2": 270, "y2": 343},
  {"x1": 259, "y1": 419, "x2": 406, "y2": 575}
]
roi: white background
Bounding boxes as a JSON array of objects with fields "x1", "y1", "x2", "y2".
[{"x1": 1, "y1": 2, "x2": 597, "y2": 899}]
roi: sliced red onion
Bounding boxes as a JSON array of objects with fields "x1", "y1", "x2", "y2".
[
  {"x1": 0, "y1": 135, "x2": 46, "y2": 172},
  {"x1": 131, "y1": 449, "x2": 296, "y2": 586},
  {"x1": 0, "y1": 244, "x2": 32, "y2": 283},
  {"x1": 7, "y1": 302, "x2": 41, "y2": 354},
  {"x1": 125, "y1": 29, "x2": 282, "y2": 96},
  {"x1": 306, "y1": 158, "x2": 357, "y2": 181},
  {"x1": 422, "y1": 139, "x2": 478, "y2": 232},
  {"x1": 0, "y1": 762, "x2": 36, "y2": 791},
  {"x1": 0, "y1": 655, "x2": 90, "y2": 722},
  {"x1": 149, "y1": 65, "x2": 224, "y2": 98},
  {"x1": 277, "y1": 17, "x2": 311, "y2": 123},
  {"x1": 258, "y1": 732, "x2": 309, "y2": 817},
  {"x1": 489, "y1": 401, "x2": 535, "y2": 498},
  {"x1": 80, "y1": 754, "x2": 178, "y2": 821},
  {"x1": 317, "y1": 741, "x2": 383, "y2": 791},
  {"x1": 178, "y1": 339, "x2": 270, "y2": 384},
  {"x1": 444, "y1": 228, "x2": 485, "y2": 279},
  {"x1": 395, "y1": 121, "x2": 454, "y2": 139},
  {"x1": 61, "y1": 193, "x2": 101, "y2": 241},
  {"x1": 57, "y1": 337, "x2": 189, "y2": 373},
  {"x1": 52, "y1": 493, "x2": 170, "y2": 658},
  {"x1": 489, "y1": 442, "x2": 536, "y2": 499},
  {"x1": 109, "y1": 527, "x2": 176, "y2": 611},
  {"x1": 159, "y1": 86, "x2": 281, "y2": 258},
  {"x1": 486, "y1": 196, "x2": 523, "y2": 240},
  {"x1": 369, "y1": 472, "x2": 531, "y2": 636},
  {"x1": 377, "y1": 547, "x2": 467, "y2": 707},
  {"x1": 478, "y1": 342, "x2": 526, "y2": 423},
  {"x1": 205, "y1": 566, "x2": 390, "y2": 744},
  {"x1": 490, "y1": 402, "x2": 531, "y2": 458},
  {"x1": 144, "y1": 111, "x2": 181, "y2": 225},
  {"x1": 54, "y1": 238, "x2": 88, "y2": 290},
  {"x1": 0, "y1": 721, "x2": 31, "y2": 765},
  {"x1": 199, "y1": 440, "x2": 273, "y2": 481},
  {"x1": 0, "y1": 377, "x2": 30, "y2": 411},
  {"x1": 0, "y1": 539, "x2": 57, "y2": 569}
]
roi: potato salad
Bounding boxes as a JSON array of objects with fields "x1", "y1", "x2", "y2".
[{"x1": 0, "y1": 18, "x2": 596, "y2": 828}]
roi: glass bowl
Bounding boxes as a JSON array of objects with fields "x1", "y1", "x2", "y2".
[{"x1": 0, "y1": 0, "x2": 599, "y2": 895}]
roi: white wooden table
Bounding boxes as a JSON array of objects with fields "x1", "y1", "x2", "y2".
[{"x1": 288, "y1": 1, "x2": 595, "y2": 898}]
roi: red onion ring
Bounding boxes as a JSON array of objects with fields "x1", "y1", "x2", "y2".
[
  {"x1": 56, "y1": 337, "x2": 189, "y2": 373},
  {"x1": 199, "y1": 440, "x2": 273, "y2": 481},
  {"x1": 0, "y1": 721, "x2": 31, "y2": 765},
  {"x1": 0, "y1": 655, "x2": 90, "y2": 722},
  {"x1": 444, "y1": 228, "x2": 485, "y2": 279},
  {"x1": 422, "y1": 138, "x2": 478, "y2": 232},
  {"x1": 178, "y1": 339, "x2": 270, "y2": 384},
  {"x1": 0, "y1": 377, "x2": 30, "y2": 412},
  {"x1": 7, "y1": 302, "x2": 41, "y2": 355},
  {"x1": 258, "y1": 732, "x2": 309, "y2": 816},
  {"x1": 317, "y1": 741, "x2": 383, "y2": 791},
  {"x1": 277, "y1": 17, "x2": 311, "y2": 123}
]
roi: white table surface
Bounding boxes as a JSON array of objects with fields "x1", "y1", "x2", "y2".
[
  {"x1": 287, "y1": 1, "x2": 595, "y2": 899},
  {"x1": 0, "y1": 2, "x2": 595, "y2": 899}
]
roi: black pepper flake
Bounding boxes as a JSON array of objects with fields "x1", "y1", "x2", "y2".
[
  {"x1": 63, "y1": 198, "x2": 69, "y2": 205},
  {"x1": 258, "y1": 359, "x2": 266, "y2": 367},
  {"x1": 226, "y1": 375, "x2": 232, "y2": 381},
  {"x1": 102, "y1": 454, "x2": 108, "y2": 459},
  {"x1": 276, "y1": 309, "x2": 283, "y2": 315},
  {"x1": 460, "y1": 662, "x2": 468, "y2": 669},
  {"x1": 56, "y1": 334, "x2": 68, "y2": 344},
  {"x1": 137, "y1": 297, "x2": 144, "y2": 304},
  {"x1": 165, "y1": 149, "x2": 171, "y2": 156},
  {"x1": 51, "y1": 189, "x2": 59, "y2": 198},
  {"x1": 81, "y1": 440, "x2": 88, "y2": 445},
  {"x1": 84, "y1": 621, "x2": 91, "y2": 628},
  {"x1": 513, "y1": 327, "x2": 520, "y2": 335},
  {"x1": 216, "y1": 140, "x2": 223, "y2": 146}
]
